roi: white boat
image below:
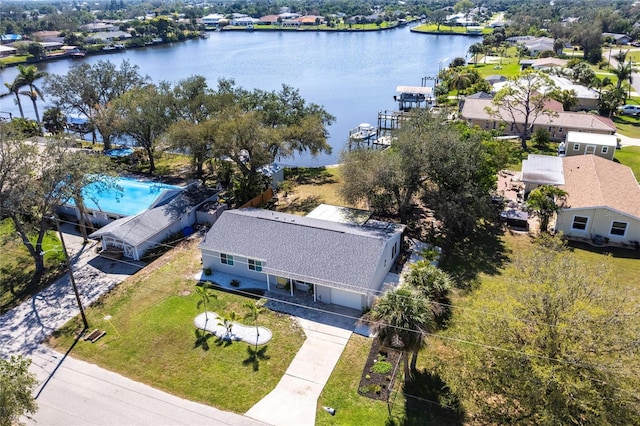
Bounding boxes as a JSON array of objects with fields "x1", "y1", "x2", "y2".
[{"x1": 349, "y1": 123, "x2": 377, "y2": 141}]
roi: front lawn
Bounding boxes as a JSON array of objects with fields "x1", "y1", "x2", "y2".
[
  {"x1": 48, "y1": 240, "x2": 306, "y2": 413},
  {"x1": 614, "y1": 114, "x2": 640, "y2": 139},
  {"x1": 317, "y1": 334, "x2": 394, "y2": 425},
  {"x1": 615, "y1": 145, "x2": 640, "y2": 178},
  {"x1": 0, "y1": 218, "x2": 65, "y2": 314}
]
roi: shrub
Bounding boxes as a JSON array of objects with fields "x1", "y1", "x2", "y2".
[
  {"x1": 203, "y1": 267, "x2": 212, "y2": 276},
  {"x1": 230, "y1": 279, "x2": 240, "y2": 287},
  {"x1": 371, "y1": 361, "x2": 393, "y2": 374}
]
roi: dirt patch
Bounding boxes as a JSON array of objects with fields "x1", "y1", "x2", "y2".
[{"x1": 358, "y1": 340, "x2": 402, "y2": 401}]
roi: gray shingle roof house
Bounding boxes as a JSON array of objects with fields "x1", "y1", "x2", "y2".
[
  {"x1": 199, "y1": 208, "x2": 405, "y2": 310},
  {"x1": 91, "y1": 184, "x2": 216, "y2": 260}
]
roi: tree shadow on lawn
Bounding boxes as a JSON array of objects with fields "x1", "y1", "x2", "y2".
[
  {"x1": 387, "y1": 370, "x2": 464, "y2": 426},
  {"x1": 285, "y1": 167, "x2": 336, "y2": 185},
  {"x1": 437, "y1": 221, "x2": 510, "y2": 290},
  {"x1": 284, "y1": 195, "x2": 324, "y2": 214},
  {"x1": 193, "y1": 328, "x2": 215, "y2": 351},
  {"x1": 242, "y1": 345, "x2": 270, "y2": 372}
]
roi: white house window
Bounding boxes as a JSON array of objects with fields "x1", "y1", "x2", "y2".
[
  {"x1": 485, "y1": 121, "x2": 490, "y2": 129},
  {"x1": 220, "y1": 253, "x2": 234, "y2": 266},
  {"x1": 571, "y1": 216, "x2": 588, "y2": 231},
  {"x1": 602, "y1": 146, "x2": 609, "y2": 154},
  {"x1": 248, "y1": 259, "x2": 262, "y2": 272},
  {"x1": 573, "y1": 143, "x2": 580, "y2": 151},
  {"x1": 610, "y1": 221, "x2": 628, "y2": 236}
]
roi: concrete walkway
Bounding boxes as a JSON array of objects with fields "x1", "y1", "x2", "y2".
[
  {"x1": 616, "y1": 132, "x2": 640, "y2": 147},
  {"x1": 245, "y1": 317, "x2": 353, "y2": 426}
]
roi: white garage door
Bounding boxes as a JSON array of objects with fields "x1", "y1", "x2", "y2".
[{"x1": 330, "y1": 288, "x2": 362, "y2": 310}]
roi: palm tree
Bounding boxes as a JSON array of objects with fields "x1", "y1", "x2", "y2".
[
  {"x1": 526, "y1": 185, "x2": 568, "y2": 233},
  {"x1": 16, "y1": 65, "x2": 47, "y2": 125},
  {"x1": 449, "y1": 69, "x2": 474, "y2": 99},
  {"x1": 368, "y1": 287, "x2": 434, "y2": 381},
  {"x1": 244, "y1": 299, "x2": 266, "y2": 350},
  {"x1": 2, "y1": 80, "x2": 26, "y2": 119},
  {"x1": 404, "y1": 261, "x2": 452, "y2": 327},
  {"x1": 218, "y1": 310, "x2": 237, "y2": 339},
  {"x1": 468, "y1": 43, "x2": 484, "y2": 66},
  {"x1": 195, "y1": 284, "x2": 217, "y2": 330}
]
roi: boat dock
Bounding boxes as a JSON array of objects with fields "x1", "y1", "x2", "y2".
[{"x1": 348, "y1": 77, "x2": 439, "y2": 151}]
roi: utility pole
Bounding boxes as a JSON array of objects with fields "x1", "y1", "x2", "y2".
[{"x1": 53, "y1": 215, "x2": 89, "y2": 329}]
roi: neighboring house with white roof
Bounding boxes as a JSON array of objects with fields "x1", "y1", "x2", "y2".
[
  {"x1": 230, "y1": 16, "x2": 261, "y2": 26},
  {"x1": 506, "y1": 36, "x2": 557, "y2": 55},
  {"x1": 520, "y1": 57, "x2": 568, "y2": 70},
  {"x1": 202, "y1": 13, "x2": 225, "y2": 25},
  {"x1": 90, "y1": 184, "x2": 217, "y2": 260},
  {"x1": 555, "y1": 155, "x2": 640, "y2": 245},
  {"x1": 199, "y1": 207, "x2": 405, "y2": 310},
  {"x1": 547, "y1": 75, "x2": 599, "y2": 111},
  {"x1": 559, "y1": 131, "x2": 618, "y2": 160}
]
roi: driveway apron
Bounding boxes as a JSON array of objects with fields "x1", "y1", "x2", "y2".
[{"x1": 245, "y1": 318, "x2": 352, "y2": 426}]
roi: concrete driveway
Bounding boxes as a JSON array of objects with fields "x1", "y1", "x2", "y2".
[{"x1": 245, "y1": 317, "x2": 353, "y2": 426}]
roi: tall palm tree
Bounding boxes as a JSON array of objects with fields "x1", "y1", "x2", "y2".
[
  {"x1": 244, "y1": 299, "x2": 266, "y2": 350},
  {"x1": 195, "y1": 284, "x2": 217, "y2": 329},
  {"x1": 368, "y1": 287, "x2": 434, "y2": 381},
  {"x1": 16, "y1": 65, "x2": 47, "y2": 125},
  {"x1": 468, "y1": 42, "x2": 484, "y2": 66},
  {"x1": 2, "y1": 80, "x2": 26, "y2": 119},
  {"x1": 449, "y1": 69, "x2": 474, "y2": 99}
]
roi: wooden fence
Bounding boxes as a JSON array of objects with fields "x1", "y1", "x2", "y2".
[{"x1": 240, "y1": 187, "x2": 275, "y2": 208}]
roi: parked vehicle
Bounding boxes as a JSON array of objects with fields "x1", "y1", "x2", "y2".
[{"x1": 618, "y1": 104, "x2": 640, "y2": 116}]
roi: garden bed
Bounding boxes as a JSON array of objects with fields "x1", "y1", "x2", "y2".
[{"x1": 357, "y1": 340, "x2": 402, "y2": 401}]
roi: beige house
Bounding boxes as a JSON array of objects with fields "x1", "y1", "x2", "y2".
[
  {"x1": 460, "y1": 97, "x2": 616, "y2": 141},
  {"x1": 559, "y1": 131, "x2": 618, "y2": 160},
  {"x1": 554, "y1": 156, "x2": 640, "y2": 245}
]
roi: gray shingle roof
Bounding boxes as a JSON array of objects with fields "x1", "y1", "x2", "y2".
[
  {"x1": 199, "y1": 208, "x2": 404, "y2": 292},
  {"x1": 90, "y1": 184, "x2": 215, "y2": 246}
]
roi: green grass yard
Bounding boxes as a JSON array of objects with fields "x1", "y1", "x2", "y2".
[
  {"x1": 48, "y1": 240, "x2": 306, "y2": 413},
  {"x1": 0, "y1": 218, "x2": 65, "y2": 314},
  {"x1": 615, "y1": 145, "x2": 640, "y2": 177}
]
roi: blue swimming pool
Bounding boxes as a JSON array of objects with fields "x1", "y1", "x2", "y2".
[
  {"x1": 104, "y1": 148, "x2": 135, "y2": 157},
  {"x1": 69, "y1": 177, "x2": 182, "y2": 217}
]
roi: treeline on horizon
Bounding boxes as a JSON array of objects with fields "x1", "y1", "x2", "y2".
[{"x1": 1, "y1": 0, "x2": 639, "y2": 37}]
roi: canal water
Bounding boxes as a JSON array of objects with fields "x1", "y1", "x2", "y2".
[{"x1": 0, "y1": 27, "x2": 476, "y2": 166}]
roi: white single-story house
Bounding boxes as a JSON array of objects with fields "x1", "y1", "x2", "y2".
[
  {"x1": 520, "y1": 57, "x2": 568, "y2": 70},
  {"x1": 0, "y1": 45, "x2": 17, "y2": 57},
  {"x1": 555, "y1": 155, "x2": 640, "y2": 245},
  {"x1": 199, "y1": 207, "x2": 405, "y2": 311},
  {"x1": 90, "y1": 184, "x2": 217, "y2": 260},
  {"x1": 201, "y1": 13, "x2": 225, "y2": 25},
  {"x1": 558, "y1": 131, "x2": 618, "y2": 160}
]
